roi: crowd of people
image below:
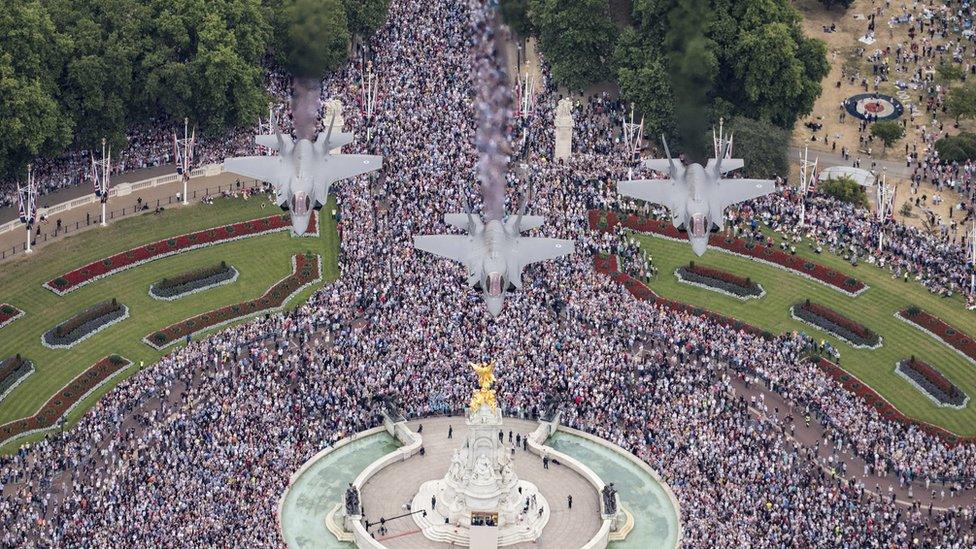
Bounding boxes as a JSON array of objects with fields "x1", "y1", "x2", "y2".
[{"x1": 2, "y1": 0, "x2": 976, "y2": 546}]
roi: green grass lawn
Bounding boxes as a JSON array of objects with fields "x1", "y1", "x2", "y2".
[
  {"x1": 633, "y1": 232, "x2": 976, "y2": 436},
  {"x1": 0, "y1": 196, "x2": 339, "y2": 451}
]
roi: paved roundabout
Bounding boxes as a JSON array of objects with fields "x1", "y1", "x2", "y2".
[{"x1": 279, "y1": 415, "x2": 681, "y2": 549}]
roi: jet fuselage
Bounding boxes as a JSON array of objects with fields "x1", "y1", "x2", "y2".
[
  {"x1": 480, "y1": 220, "x2": 511, "y2": 316},
  {"x1": 684, "y1": 163, "x2": 713, "y2": 257},
  {"x1": 282, "y1": 139, "x2": 317, "y2": 235}
]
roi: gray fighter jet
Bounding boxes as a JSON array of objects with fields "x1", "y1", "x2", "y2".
[
  {"x1": 413, "y1": 187, "x2": 575, "y2": 316},
  {"x1": 223, "y1": 118, "x2": 381, "y2": 235},
  {"x1": 617, "y1": 137, "x2": 777, "y2": 256}
]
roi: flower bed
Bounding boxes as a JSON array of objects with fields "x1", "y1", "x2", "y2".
[
  {"x1": 897, "y1": 308, "x2": 976, "y2": 366},
  {"x1": 675, "y1": 262, "x2": 764, "y2": 299},
  {"x1": 813, "y1": 357, "x2": 976, "y2": 445},
  {"x1": 0, "y1": 355, "x2": 34, "y2": 403},
  {"x1": 895, "y1": 357, "x2": 968, "y2": 408},
  {"x1": 149, "y1": 262, "x2": 239, "y2": 301},
  {"x1": 42, "y1": 299, "x2": 129, "y2": 349},
  {"x1": 791, "y1": 300, "x2": 881, "y2": 349},
  {"x1": 592, "y1": 255, "x2": 772, "y2": 339},
  {"x1": 44, "y1": 214, "x2": 294, "y2": 295},
  {"x1": 0, "y1": 303, "x2": 24, "y2": 329},
  {"x1": 145, "y1": 253, "x2": 322, "y2": 349},
  {"x1": 589, "y1": 209, "x2": 867, "y2": 296},
  {"x1": 0, "y1": 355, "x2": 131, "y2": 445}
]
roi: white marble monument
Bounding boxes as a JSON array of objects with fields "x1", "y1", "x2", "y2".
[
  {"x1": 412, "y1": 362, "x2": 549, "y2": 546},
  {"x1": 554, "y1": 97, "x2": 574, "y2": 160}
]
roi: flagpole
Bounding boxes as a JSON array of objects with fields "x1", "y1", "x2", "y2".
[
  {"x1": 182, "y1": 118, "x2": 189, "y2": 205},
  {"x1": 25, "y1": 164, "x2": 34, "y2": 254}
]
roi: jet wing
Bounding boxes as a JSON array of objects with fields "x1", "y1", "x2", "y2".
[
  {"x1": 515, "y1": 237, "x2": 574, "y2": 266},
  {"x1": 507, "y1": 237, "x2": 574, "y2": 289},
  {"x1": 319, "y1": 154, "x2": 383, "y2": 182},
  {"x1": 616, "y1": 179, "x2": 683, "y2": 211},
  {"x1": 255, "y1": 135, "x2": 280, "y2": 151},
  {"x1": 224, "y1": 156, "x2": 290, "y2": 188},
  {"x1": 714, "y1": 178, "x2": 777, "y2": 211},
  {"x1": 413, "y1": 235, "x2": 476, "y2": 265}
]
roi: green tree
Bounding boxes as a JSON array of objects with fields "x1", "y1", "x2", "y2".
[
  {"x1": 870, "y1": 121, "x2": 904, "y2": 153},
  {"x1": 500, "y1": 0, "x2": 534, "y2": 37},
  {"x1": 934, "y1": 132, "x2": 976, "y2": 163},
  {"x1": 947, "y1": 83, "x2": 976, "y2": 125},
  {"x1": 0, "y1": 0, "x2": 73, "y2": 179},
  {"x1": 279, "y1": 0, "x2": 349, "y2": 78},
  {"x1": 614, "y1": 28, "x2": 674, "y2": 137},
  {"x1": 725, "y1": 116, "x2": 790, "y2": 178},
  {"x1": 732, "y1": 22, "x2": 828, "y2": 127},
  {"x1": 529, "y1": 0, "x2": 616, "y2": 90},
  {"x1": 342, "y1": 0, "x2": 390, "y2": 37},
  {"x1": 936, "y1": 61, "x2": 965, "y2": 83},
  {"x1": 820, "y1": 175, "x2": 867, "y2": 207}
]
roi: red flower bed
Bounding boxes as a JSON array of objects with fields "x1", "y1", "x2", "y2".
[
  {"x1": 798, "y1": 301, "x2": 873, "y2": 340},
  {"x1": 44, "y1": 214, "x2": 294, "y2": 295},
  {"x1": 145, "y1": 253, "x2": 321, "y2": 349},
  {"x1": 902, "y1": 357, "x2": 959, "y2": 397},
  {"x1": 899, "y1": 309, "x2": 976, "y2": 364},
  {"x1": 589, "y1": 209, "x2": 866, "y2": 295},
  {"x1": 686, "y1": 263, "x2": 752, "y2": 289},
  {"x1": 0, "y1": 303, "x2": 23, "y2": 328},
  {"x1": 591, "y1": 256, "x2": 770, "y2": 339},
  {"x1": 813, "y1": 357, "x2": 976, "y2": 445},
  {"x1": 0, "y1": 355, "x2": 131, "y2": 444}
]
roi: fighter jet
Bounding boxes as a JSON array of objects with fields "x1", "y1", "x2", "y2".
[
  {"x1": 223, "y1": 116, "x2": 382, "y2": 235},
  {"x1": 617, "y1": 137, "x2": 777, "y2": 256},
  {"x1": 413, "y1": 187, "x2": 575, "y2": 316}
]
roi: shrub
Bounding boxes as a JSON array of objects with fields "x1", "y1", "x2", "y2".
[
  {"x1": 819, "y1": 175, "x2": 867, "y2": 207},
  {"x1": 54, "y1": 300, "x2": 123, "y2": 337},
  {"x1": 934, "y1": 132, "x2": 976, "y2": 163},
  {"x1": 154, "y1": 263, "x2": 232, "y2": 291}
]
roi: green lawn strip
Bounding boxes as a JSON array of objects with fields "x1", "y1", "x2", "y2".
[
  {"x1": 0, "y1": 197, "x2": 339, "y2": 429},
  {"x1": 633, "y1": 232, "x2": 976, "y2": 437}
]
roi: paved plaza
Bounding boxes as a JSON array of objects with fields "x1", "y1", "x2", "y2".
[{"x1": 359, "y1": 417, "x2": 602, "y2": 549}]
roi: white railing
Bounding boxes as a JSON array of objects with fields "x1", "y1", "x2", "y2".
[{"x1": 0, "y1": 164, "x2": 224, "y2": 237}]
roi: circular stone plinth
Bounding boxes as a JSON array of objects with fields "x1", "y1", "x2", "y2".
[
  {"x1": 359, "y1": 417, "x2": 602, "y2": 548},
  {"x1": 412, "y1": 478, "x2": 549, "y2": 546}
]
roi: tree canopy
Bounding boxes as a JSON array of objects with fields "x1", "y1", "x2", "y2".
[
  {"x1": 0, "y1": 0, "x2": 390, "y2": 181},
  {"x1": 528, "y1": 0, "x2": 617, "y2": 91},
  {"x1": 279, "y1": 0, "x2": 349, "y2": 79},
  {"x1": 870, "y1": 121, "x2": 904, "y2": 152},
  {"x1": 611, "y1": 0, "x2": 829, "y2": 149}
]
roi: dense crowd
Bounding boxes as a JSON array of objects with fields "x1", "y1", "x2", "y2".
[{"x1": 2, "y1": 0, "x2": 976, "y2": 547}]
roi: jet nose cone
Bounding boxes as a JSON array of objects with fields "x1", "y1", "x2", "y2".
[
  {"x1": 485, "y1": 297, "x2": 504, "y2": 317},
  {"x1": 692, "y1": 239, "x2": 708, "y2": 257},
  {"x1": 292, "y1": 214, "x2": 310, "y2": 236}
]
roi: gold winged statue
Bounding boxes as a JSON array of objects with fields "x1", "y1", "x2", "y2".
[{"x1": 469, "y1": 361, "x2": 498, "y2": 413}]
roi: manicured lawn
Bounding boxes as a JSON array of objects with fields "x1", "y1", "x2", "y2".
[
  {"x1": 0, "y1": 196, "x2": 339, "y2": 450},
  {"x1": 633, "y1": 232, "x2": 976, "y2": 436}
]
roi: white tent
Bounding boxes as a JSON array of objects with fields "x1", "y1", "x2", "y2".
[{"x1": 819, "y1": 166, "x2": 876, "y2": 187}]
